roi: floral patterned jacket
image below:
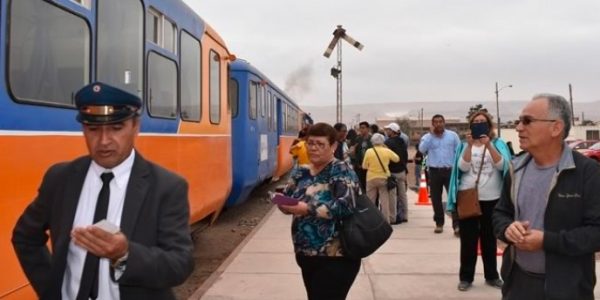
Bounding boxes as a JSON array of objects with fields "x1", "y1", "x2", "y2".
[{"x1": 283, "y1": 159, "x2": 359, "y2": 256}]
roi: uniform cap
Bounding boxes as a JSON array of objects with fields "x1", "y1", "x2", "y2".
[{"x1": 75, "y1": 82, "x2": 141, "y2": 125}]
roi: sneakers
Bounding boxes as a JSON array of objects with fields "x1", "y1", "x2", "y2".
[
  {"x1": 453, "y1": 227, "x2": 460, "y2": 237},
  {"x1": 457, "y1": 279, "x2": 502, "y2": 291},
  {"x1": 434, "y1": 225, "x2": 443, "y2": 233},
  {"x1": 457, "y1": 281, "x2": 472, "y2": 291},
  {"x1": 485, "y1": 278, "x2": 504, "y2": 289}
]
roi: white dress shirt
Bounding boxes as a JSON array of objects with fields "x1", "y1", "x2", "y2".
[{"x1": 62, "y1": 150, "x2": 135, "y2": 300}]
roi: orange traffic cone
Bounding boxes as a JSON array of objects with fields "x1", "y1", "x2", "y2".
[{"x1": 415, "y1": 172, "x2": 431, "y2": 205}]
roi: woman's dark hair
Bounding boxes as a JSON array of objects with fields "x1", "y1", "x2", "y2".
[
  {"x1": 370, "y1": 124, "x2": 379, "y2": 134},
  {"x1": 307, "y1": 122, "x2": 337, "y2": 145},
  {"x1": 346, "y1": 128, "x2": 357, "y2": 143},
  {"x1": 298, "y1": 128, "x2": 308, "y2": 138}
]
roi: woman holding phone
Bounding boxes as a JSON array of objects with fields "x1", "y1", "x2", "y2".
[
  {"x1": 278, "y1": 122, "x2": 361, "y2": 300},
  {"x1": 447, "y1": 111, "x2": 512, "y2": 292}
]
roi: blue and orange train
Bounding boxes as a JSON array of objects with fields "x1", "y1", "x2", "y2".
[{"x1": 0, "y1": 0, "x2": 309, "y2": 298}]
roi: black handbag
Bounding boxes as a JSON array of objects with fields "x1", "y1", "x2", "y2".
[
  {"x1": 373, "y1": 148, "x2": 397, "y2": 190},
  {"x1": 338, "y1": 191, "x2": 393, "y2": 259}
]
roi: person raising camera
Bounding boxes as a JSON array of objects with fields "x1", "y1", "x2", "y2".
[{"x1": 447, "y1": 111, "x2": 512, "y2": 292}]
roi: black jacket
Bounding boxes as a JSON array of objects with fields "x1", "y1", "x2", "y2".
[
  {"x1": 384, "y1": 136, "x2": 408, "y2": 173},
  {"x1": 12, "y1": 154, "x2": 194, "y2": 300},
  {"x1": 493, "y1": 147, "x2": 600, "y2": 300}
]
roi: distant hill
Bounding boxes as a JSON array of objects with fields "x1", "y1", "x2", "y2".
[{"x1": 302, "y1": 101, "x2": 600, "y2": 126}]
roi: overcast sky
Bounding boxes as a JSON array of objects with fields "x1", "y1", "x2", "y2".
[{"x1": 183, "y1": 0, "x2": 600, "y2": 107}]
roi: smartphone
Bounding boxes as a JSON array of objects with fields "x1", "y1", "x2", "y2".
[
  {"x1": 470, "y1": 122, "x2": 489, "y2": 139},
  {"x1": 269, "y1": 192, "x2": 300, "y2": 206},
  {"x1": 93, "y1": 219, "x2": 120, "y2": 234}
]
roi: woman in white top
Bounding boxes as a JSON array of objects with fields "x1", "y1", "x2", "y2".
[{"x1": 447, "y1": 111, "x2": 512, "y2": 292}]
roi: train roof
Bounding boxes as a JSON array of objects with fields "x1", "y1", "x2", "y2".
[{"x1": 230, "y1": 59, "x2": 302, "y2": 111}]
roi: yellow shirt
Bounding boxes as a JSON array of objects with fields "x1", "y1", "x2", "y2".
[
  {"x1": 290, "y1": 140, "x2": 310, "y2": 165},
  {"x1": 362, "y1": 146, "x2": 400, "y2": 181}
]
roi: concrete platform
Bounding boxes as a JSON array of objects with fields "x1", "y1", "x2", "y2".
[{"x1": 191, "y1": 190, "x2": 600, "y2": 299}]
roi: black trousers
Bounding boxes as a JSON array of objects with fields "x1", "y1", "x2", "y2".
[
  {"x1": 428, "y1": 167, "x2": 457, "y2": 228},
  {"x1": 459, "y1": 200, "x2": 500, "y2": 282},
  {"x1": 296, "y1": 254, "x2": 361, "y2": 300},
  {"x1": 503, "y1": 264, "x2": 545, "y2": 300},
  {"x1": 355, "y1": 168, "x2": 367, "y2": 194}
]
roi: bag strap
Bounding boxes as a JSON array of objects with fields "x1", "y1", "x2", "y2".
[
  {"x1": 373, "y1": 148, "x2": 389, "y2": 175},
  {"x1": 474, "y1": 147, "x2": 487, "y2": 185}
]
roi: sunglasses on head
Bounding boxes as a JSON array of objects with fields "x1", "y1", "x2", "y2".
[{"x1": 515, "y1": 115, "x2": 556, "y2": 126}]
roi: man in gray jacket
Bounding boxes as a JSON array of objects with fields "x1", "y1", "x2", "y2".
[{"x1": 493, "y1": 93, "x2": 600, "y2": 300}]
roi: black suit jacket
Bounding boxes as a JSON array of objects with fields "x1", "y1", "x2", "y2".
[{"x1": 12, "y1": 153, "x2": 194, "y2": 299}]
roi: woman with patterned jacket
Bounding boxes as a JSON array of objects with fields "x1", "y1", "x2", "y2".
[{"x1": 278, "y1": 122, "x2": 361, "y2": 300}]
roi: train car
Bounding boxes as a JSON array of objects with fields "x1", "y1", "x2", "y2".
[
  {"x1": 227, "y1": 59, "x2": 305, "y2": 206},
  {"x1": 0, "y1": 0, "x2": 232, "y2": 298}
]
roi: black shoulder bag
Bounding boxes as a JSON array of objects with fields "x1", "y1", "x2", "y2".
[
  {"x1": 373, "y1": 148, "x2": 397, "y2": 190},
  {"x1": 338, "y1": 190, "x2": 393, "y2": 259}
]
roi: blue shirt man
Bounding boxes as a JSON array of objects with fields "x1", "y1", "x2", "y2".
[{"x1": 419, "y1": 114, "x2": 460, "y2": 234}]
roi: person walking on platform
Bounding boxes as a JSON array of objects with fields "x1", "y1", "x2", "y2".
[
  {"x1": 414, "y1": 144, "x2": 424, "y2": 189},
  {"x1": 12, "y1": 82, "x2": 194, "y2": 300},
  {"x1": 278, "y1": 122, "x2": 361, "y2": 300},
  {"x1": 333, "y1": 123, "x2": 350, "y2": 163},
  {"x1": 493, "y1": 94, "x2": 600, "y2": 300},
  {"x1": 447, "y1": 111, "x2": 511, "y2": 291},
  {"x1": 383, "y1": 123, "x2": 409, "y2": 224},
  {"x1": 349, "y1": 121, "x2": 372, "y2": 192},
  {"x1": 290, "y1": 129, "x2": 310, "y2": 166},
  {"x1": 362, "y1": 133, "x2": 400, "y2": 223},
  {"x1": 419, "y1": 114, "x2": 460, "y2": 234}
]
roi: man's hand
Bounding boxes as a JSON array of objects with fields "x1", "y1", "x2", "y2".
[
  {"x1": 72, "y1": 226, "x2": 128, "y2": 261},
  {"x1": 279, "y1": 201, "x2": 309, "y2": 216},
  {"x1": 515, "y1": 229, "x2": 544, "y2": 251},
  {"x1": 504, "y1": 221, "x2": 530, "y2": 244}
]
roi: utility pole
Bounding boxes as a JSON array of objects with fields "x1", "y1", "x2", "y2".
[
  {"x1": 569, "y1": 83, "x2": 575, "y2": 126},
  {"x1": 420, "y1": 108, "x2": 424, "y2": 134},
  {"x1": 494, "y1": 82, "x2": 513, "y2": 138}
]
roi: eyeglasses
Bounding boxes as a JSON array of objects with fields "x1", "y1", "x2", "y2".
[
  {"x1": 515, "y1": 116, "x2": 557, "y2": 126},
  {"x1": 306, "y1": 140, "x2": 329, "y2": 149}
]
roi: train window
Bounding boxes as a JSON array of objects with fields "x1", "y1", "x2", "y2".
[
  {"x1": 8, "y1": 0, "x2": 90, "y2": 106},
  {"x1": 270, "y1": 96, "x2": 275, "y2": 131},
  {"x1": 229, "y1": 78, "x2": 239, "y2": 118},
  {"x1": 249, "y1": 82, "x2": 257, "y2": 120},
  {"x1": 71, "y1": 0, "x2": 91, "y2": 9},
  {"x1": 147, "y1": 9, "x2": 160, "y2": 44},
  {"x1": 180, "y1": 31, "x2": 201, "y2": 121},
  {"x1": 260, "y1": 87, "x2": 266, "y2": 118},
  {"x1": 164, "y1": 19, "x2": 176, "y2": 53},
  {"x1": 266, "y1": 92, "x2": 271, "y2": 129},
  {"x1": 283, "y1": 103, "x2": 288, "y2": 132},
  {"x1": 257, "y1": 84, "x2": 263, "y2": 118},
  {"x1": 147, "y1": 52, "x2": 177, "y2": 119},
  {"x1": 97, "y1": 0, "x2": 143, "y2": 97},
  {"x1": 265, "y1": 91, "x2": 271, "y2": 119},
  {"x1": 147, "y1": 8, "x2": 177, "y2": 54},
  {"x1": 209, "y1": 50, "x2": 221, "y2": 124}
]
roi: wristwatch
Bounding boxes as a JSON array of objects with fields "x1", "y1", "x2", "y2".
[{"x1": 111, "y1": 252, "x2": 129, "y2": 269}]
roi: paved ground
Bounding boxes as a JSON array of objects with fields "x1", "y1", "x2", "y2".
[{"x1": 192, "y1": 190, "x2": 600, "y2": 300}]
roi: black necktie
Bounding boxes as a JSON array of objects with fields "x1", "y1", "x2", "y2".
[{"x1": 77, "y1": 172, "x2": 114, "y2": 300}]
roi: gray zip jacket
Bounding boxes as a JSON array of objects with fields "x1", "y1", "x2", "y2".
[{"x1": 493, "y1": 144, "x2": 600, "y2": 300}]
